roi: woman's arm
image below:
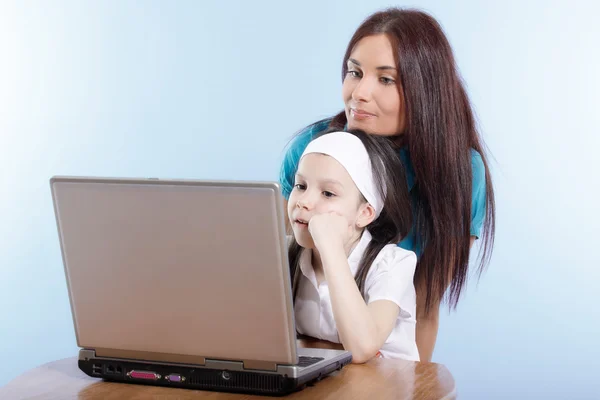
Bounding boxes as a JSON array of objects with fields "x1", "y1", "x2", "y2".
[
  {"x1": 415, "y1": 306, "x2": 439, "y2": 362},
  {"x1": 416, "y1": 236, "x2": 476, "y2": 361}
]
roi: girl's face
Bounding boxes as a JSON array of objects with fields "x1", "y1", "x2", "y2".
[
  {"x1": 288, "y1": 153, "x2": 374, "y2": 249},
  {"x1": 342, "y1": 34, "x2": 406, "y2": 136}
]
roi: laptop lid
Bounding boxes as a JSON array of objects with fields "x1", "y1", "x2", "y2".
[{"x1": 51, "y1": 176, "x2": 297, "y2": 367}]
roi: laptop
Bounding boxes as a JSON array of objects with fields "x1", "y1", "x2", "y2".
[{"x1": 50, "y1": 176, "x2": 352, "y2": 396}]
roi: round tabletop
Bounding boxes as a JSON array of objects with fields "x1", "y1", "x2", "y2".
[{"x1": 0, "y1": 355, "x2": 456, "y2": 400}]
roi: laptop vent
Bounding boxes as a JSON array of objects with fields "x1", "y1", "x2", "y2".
[
  {"x1": 189, "y1": 369, "x2": 285, "y2": 392},
  {"x1": 298, "y1": 356, "x2": 324, "y2": 368}
]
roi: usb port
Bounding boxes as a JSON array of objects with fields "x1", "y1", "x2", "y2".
[{"x1": 92, "y1": 363, "x2": 102, "y2": 376}]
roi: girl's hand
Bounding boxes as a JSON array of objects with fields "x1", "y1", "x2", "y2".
[{"x1": 308, "y1": 212, "x2": 352, "y2": 252}]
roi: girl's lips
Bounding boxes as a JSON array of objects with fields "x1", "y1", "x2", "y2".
[{"x1": 294, "y1": 219, "x2": 309, "y2": 228}]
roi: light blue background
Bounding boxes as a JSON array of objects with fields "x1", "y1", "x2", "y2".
[{"x1": 1, "y1": 1, "x2": 598, "y2": 398}]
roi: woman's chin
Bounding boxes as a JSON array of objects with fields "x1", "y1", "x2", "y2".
[
  {"x1": 347, "y1": 120, "x2": 399, "y2": 137},
  {"x1": 346, "y1": 119, "x2": 371, "y2": 131}
]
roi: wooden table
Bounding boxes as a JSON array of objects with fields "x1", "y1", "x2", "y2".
[
  {"x1": 0, "y1": 359, "x2": 455, "y2": 399},
  {"x1": 0, "y1": 339, "x2": 455, "y2": 399}
]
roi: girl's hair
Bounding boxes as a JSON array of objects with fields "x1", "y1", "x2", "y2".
[
  {"x1": 288, "y1": 129, "x2": 412, "y2": 300},
  {"x1": 294, "y1": 8, "x2": 496, "y2": 314}
]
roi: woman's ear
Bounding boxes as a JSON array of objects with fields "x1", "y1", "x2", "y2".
[{"x1": 355, "y1": 202, "x2": 376, "y2": 228}]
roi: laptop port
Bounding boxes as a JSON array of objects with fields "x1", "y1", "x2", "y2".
[
  {"x1": 92, "y1": 364, "x2": 102, "y2": 376},
  {"x1": 165, "y1": 374, "x2": 185, "y2": 383},
  {"x1": 103, "y1": 364, "x2": 123, "y2": 376},
  {"x1": 127, "y1": 370, "x2": 162, "y2": 380}
]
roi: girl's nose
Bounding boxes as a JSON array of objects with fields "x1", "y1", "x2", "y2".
[{"x1": 296, "y1": 193, "x2": 315, "y2": 210}]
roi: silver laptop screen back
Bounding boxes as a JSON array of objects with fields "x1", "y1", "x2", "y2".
[{"x1": 51, "y1": 178, "x2": 296, "y2": 364}]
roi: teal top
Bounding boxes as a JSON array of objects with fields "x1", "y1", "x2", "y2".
[{"x1": 279, "y1": 120, "x2": 487, "y2": 257}]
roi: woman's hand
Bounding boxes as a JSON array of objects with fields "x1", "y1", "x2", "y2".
[{"x1": 308, "y1": 212, "x2": 352, "y2": 252}]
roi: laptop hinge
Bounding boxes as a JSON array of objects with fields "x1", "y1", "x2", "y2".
[
  {"x1": 93, "y1": 348, "x2": 206, "y2": 365},
  {"x1": 243, "y1": 360, "x2": 278, "y2": 372},
  {"x1": 79, "y1": 349, "x2": 96, "y2": 360}
]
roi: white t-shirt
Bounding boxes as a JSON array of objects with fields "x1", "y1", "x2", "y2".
[{"x1": 293, "y1": 229, "x2": 420, "y2": 361}]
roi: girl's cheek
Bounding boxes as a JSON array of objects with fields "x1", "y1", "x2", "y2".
[
  {"x1": 317, "y1": 204, "x2": 336, "y2": 214},
  {"x1": 318, "y1": 206, "x2": 350, "y2": 221}
]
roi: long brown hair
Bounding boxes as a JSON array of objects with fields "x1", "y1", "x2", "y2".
[
  {"x1": 288, "y1": 129, "x2": 412, "y2": 300},
  {"x1": 299, "y1": 8, "x2": 496, "y2": 314}
]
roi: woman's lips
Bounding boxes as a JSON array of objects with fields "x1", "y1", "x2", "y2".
[{"x1": 350, "y1": 108, "x2": 375, "y2": 120}]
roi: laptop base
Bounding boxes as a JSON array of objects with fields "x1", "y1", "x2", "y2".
[{"x1": 78, "y1": 354, "x2": 351, "y2": 396}]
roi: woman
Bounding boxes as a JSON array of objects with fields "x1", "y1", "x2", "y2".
[{"x1": 280, "y1": 8, "x2": 496, "y2": 361}]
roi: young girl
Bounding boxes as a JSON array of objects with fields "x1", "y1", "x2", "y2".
[{"x1": 287, "y1": 129, "x2": 420, "y2": 363}]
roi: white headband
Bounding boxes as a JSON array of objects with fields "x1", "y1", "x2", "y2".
[{"x1": 300, "y1": 131, "x2": 385, "y2": 217}]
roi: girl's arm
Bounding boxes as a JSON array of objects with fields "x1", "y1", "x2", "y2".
[
  {"x1": 319, "y1": 243, "x2": 400, "y2": 363},
  {"x1": 308, "y1": 212, "x2": 407, "y2": 363}
]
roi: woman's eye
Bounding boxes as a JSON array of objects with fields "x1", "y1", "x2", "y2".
[
  {"x1": 322, "y1": 191, "x2": 335, "y2": 198},
  {"x1": 294, "y1": 184, "x2": 306, "y2": 191},
  {"x1": 380, "y1": 77, "x2": 395, "y2": 85},
  {"x1": 347, "y1": 70, "x2": 361, "y2": 78}
]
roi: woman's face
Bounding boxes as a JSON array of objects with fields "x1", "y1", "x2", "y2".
[{"x1": 342, "y1": 34, "x2": 406, "y2": 136}]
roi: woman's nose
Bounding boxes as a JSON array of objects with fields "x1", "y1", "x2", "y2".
[{"x1": 352, "y1": 76, "x2": 374, "y2": 102}]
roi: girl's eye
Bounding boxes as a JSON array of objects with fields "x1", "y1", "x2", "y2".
[
  {"x1": 294, "y1": 184, "x2": 306, "y2": 191},
  {"x1": 347, "y1": 70, "x2": 361, "y2": 78},
  {"x1": 322, "y1": 191, "x2": 335, "y2": 198},
  {"x1": 380, "y1": 76, "x2": 395, "y2": 85}
]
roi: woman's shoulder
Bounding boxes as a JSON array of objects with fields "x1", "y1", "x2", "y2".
[
  {"x1": 287, "y1": 118, "x2": 332, "y2": 150},
  {"x1": 307, "y1": 118, "x2": 332, "y2": 134},
  {"x1": 281, "y1": 118, "x2": 333, "y2": 170},
  {"x1": 279, "y1": 118, "x2": 334, "y2": 198},
  {"x1": 397, "y1": 147, "x2": 485, "y2": 191},
  {"x1": 469, "y1": 148, "x2": 486, "y2": 187},
  {"x1": 470, "y1": 148, "x2": 484, "y2": 168}
]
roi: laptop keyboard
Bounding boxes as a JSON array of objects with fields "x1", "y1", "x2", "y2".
[{"x1": 297, "y1": 356, "x2": 324, "y2": 368}]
